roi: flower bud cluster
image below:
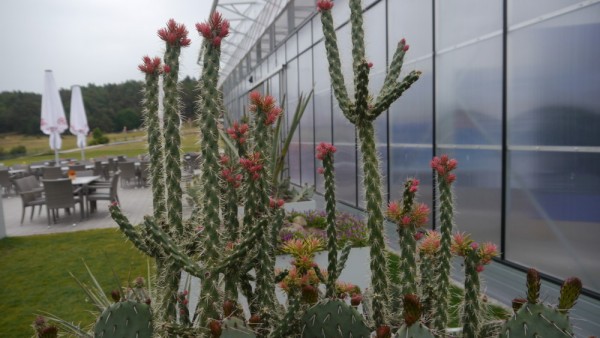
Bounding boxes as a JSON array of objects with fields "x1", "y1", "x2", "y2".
[
  {"x1": 239, "y1": 152, "x2": 263, "y2": 180},
  {"x1": 317, "y1": 0, "x2": 334, "y2": 11},
  {"x1": 451, "y1": 232, "x2": 499, "y2": 272},
  {"x1": 220, "y1": 155, "x2": 242, "y2": 188},
  {"x1": 138, "y1": 56, "x2": 163, "y2": 75},
  {"x1": 431, "y1": 155, "x2": 458, "y2": 184},
  {"x1": 195, "y1": 12, "x2": 230, "y2": 47},
  {"x1": 269, "y1": 197, "x2": 285, "y2": 209},
  {"x1": 249, "y1": 91, "x2": 283, "y2": 126},
  {"x1": 158, "y1": 19, "x2": 191, "y2": 47},
  {"x1": 316, "y1": 142, "x2": 337, "y2": 160},
  {"x1": 387, "y1": 201, "x2": 430, "y2": 228},
  {"x1": 226, "y1": 121, "x2": 249, "y2": 145},
  {"x1": 418, "y1": 230, "x2": 441, "y2": 256}
]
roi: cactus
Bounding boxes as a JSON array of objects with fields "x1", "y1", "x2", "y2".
[
  {"x1": 94, "y1": 301, "x2": 153, "y2": 338},
  {"x1": 221, "y1": 317, "x2": 256, "y2": 338},
  {"x1": 316, "y1": 142, "x2": 340, "y2": 298},
  {"x1": 418, "y1": 230, "x2": 441, "y2": 321},
  {"x1": 394, "y1": 295, "x2": 435, "y2": 338},
  {"x1": 499, "y1": 269, "x2": 581, "y2": 338},
  {"x1": 318, "y1": 0, "x2": 420, "y2": 327},
  {"x1": 300, "y1": 299, "x2": 371, "y2": 338},
  {"x1": 430, "y1": 155, "x2": 458, "y2": 334}
]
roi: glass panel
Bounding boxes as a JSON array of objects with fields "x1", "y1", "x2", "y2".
[
  {"x1": 332, "y1": 0, "x2": 351, "y2": 26},
  {"x1": 333, "y1": 104, "x2": 357, "y2": 206},
  {"x1": 506, "y1": 150, "x2": 600, "y2": 293},
  {"x1": 363, "y1": 2, "x2": 386, "y2": 90},
  {"x1": 286, "y1": 33, "x2": 298, "y2": 60},
  {"x1": 389, "y1": 58, "x2": 433, "y2": 144},
  {"x1": 274, "y1": 8, "x2": 290, "y2": 47},
  {"x1": 299, "y1": 51, "x2": 315, "y2": 186},
  {"x1": 286, "y1": 58, "x2": 300, "y2": 185},
  {"x1": 298, "y1": 21, "x2": 312, "y2": 53},
  {"x1": 388, "y1": 0, "x2": 433, "y2": 60},
  {"x1": 312, "y1": 16, "x2": 324, "y2": 43},
  {"x1": 436, "y1": 37, "x2": 503, "y2": 145},
  {"x1": 277, "y1": 43, "x2": 287, "y2": 65},
  {"x1": 436, "y1": 0, "x2": 502, "y2": 51},
  {"x1": 334, "y1": 144, "x2": 357, "y2": 206},
  {"x1": 293, "y1": 0, "x2": 315, "y2": 27},
  {"x1": 509, "y1": 0, "x2": 583, "y2": 26},
  {"x1": 508, "y1": 4, "x2": 600, "y2": 146},
  {"x1": 313, "y1": 41, "x2": 332, "y2": 144}
]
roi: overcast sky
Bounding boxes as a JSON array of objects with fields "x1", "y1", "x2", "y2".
[{"x1": 0, "y1": 0, "x2": 211, "y2": 93}]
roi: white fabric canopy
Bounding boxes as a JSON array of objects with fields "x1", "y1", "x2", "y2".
[
  {"x1": 40, "y1": 70, "x2": 67, "y2": 163},
  {"x1": 69, "y1": 85, "x2": 89, "y2": 150}
]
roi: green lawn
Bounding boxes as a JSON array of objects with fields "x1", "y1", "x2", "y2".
[
  {"x1": 1, "y1": 123, "x2": 200, "y2": 167},
  {"x1": 0, "y1": 228, "x2": 152, "y2": 337}
]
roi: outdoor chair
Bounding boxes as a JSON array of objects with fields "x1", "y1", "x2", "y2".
[
  {"x1": 94, "y1": 161, "x2": 109, "y2": 180},
  {"x1": 118, "y1": 161, "x2": 137, "y2": 188},
  {"x1": 11, "y1": 164, "x2": 31, "y2": 178},
  {"x1": 0, "y1": 169, "x2": 13, "y2": 196},
  {"x1": 75, "y1": 170, "x2": 95, "y2": 177},
  {"x1": 13, "y1": 176, "x2": 45, "y2": 224},
  {"x1": 87, "y1": 171, "x2": 120, "y2": 213},
  {"x1": 42, "y1": 179, "x2": 84, "y2": 225},
  {"x1": 42, "y1": 166, "x2": 63, "y2": 179},
  {"x1": 107, "y1": 158, "x2": 118, "y2": 175}
]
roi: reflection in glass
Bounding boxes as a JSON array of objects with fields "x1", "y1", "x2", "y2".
[
  {"x1": 436, "y1": 37, "x2": 502, "y2": 146},
  {"x1": 506, "y1": 150, "x2": 600, "y2": 293},
  {"x1": 299, "y1": 51, "x2": 315, "y2": 186},
  {"x1": 388, "y1": 0, "x2": 433, "y2": 59}
]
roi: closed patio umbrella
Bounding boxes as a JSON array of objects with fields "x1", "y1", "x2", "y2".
[
  {"x1": 69, "y1": 85, "x2": 89, "y2": 161},
  {"x1": 40, "y1": 70, "x2": 67, "y2": 164}
]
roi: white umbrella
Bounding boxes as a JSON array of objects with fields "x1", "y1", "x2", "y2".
[
  {"x1": 69, "y1": 85, "x2": 89, "y2": 161},
  {"x1": 40, "y1": 70, "x2": 68, "y2": 164}
]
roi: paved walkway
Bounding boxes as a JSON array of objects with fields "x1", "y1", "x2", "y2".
[{"x1": 1, "y1": 183, "x2": 159, "y2": 237}]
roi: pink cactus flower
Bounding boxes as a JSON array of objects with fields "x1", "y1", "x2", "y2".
[
  {"x1": 476, "y1": 265, "x2": 485, "y2": 273},
  {"x1": 387, "y1": 201, "x2": 401, "y2": 219},
  {"x1": 479, "y1": 242, "x2": 499, "y2": 265},
  {"x1": 431, "y1": 154, "x2": 458, "y2": 185},
  {"x1": 195, "y1": 12, "x2": 229, "y2": 47},
  {"x1": 411, "y1": 203, "x2": 430, "y2": 227},
  {"x1": 368, "y1": 62, "x2": 374, "y2": 68},
  {"x1": 403, "y1": 44, "x2": 410, "y2": 52},
  {"x1": 317, "y1": 167, "x2": 325, "y2": 174},
  {"x1": 158, "y1": 19, "x2": 191, "y2": 47},
  {"x1": 317, "y1": 0, "x2": 334, "y2": 12},
  {"x1": 163, "y1": 64, "x2": 171, "y2": 74},
  {"x1": 316, "y1": 142, "x2": 337, "y2": 160},
  {"x1": 414, "y1": 231, "x2": 424, "y2": 241},
  {"x1": 138, "y1": 56, "x2": 162, "y2": 75},
  {"x1": 419, "y1": 230, "x2": 441, "y2": 255},
  {"x1": 401, "y1": 216, "x2": 412, "y2": 226}
]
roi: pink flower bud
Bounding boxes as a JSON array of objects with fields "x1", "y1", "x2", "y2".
[{"x1": 317, "y1": 0, "x2": 334, "y2": 11}]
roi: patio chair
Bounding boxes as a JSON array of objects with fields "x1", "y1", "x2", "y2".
[
  {"x1": 0, "y1": 169, "x2": 12, "y2": 196},
  {"x1": 94, "y1": 161, "x2": 109, "y2": 180},
  {"x1": 87, "y1": 171, "x2": 120, "y2": 213},
  {"x1": 75, "y1": 170, "x2": 95, "y2": 177},
  {"x1": 118, "y1": 161, "x2": 137, "y2": 188},
  {"x1": 13, "y1": 176, "x2": 46, "y2": 224},
  {"x1": 42, "y1": 166, "x2": 63, "y2": 179},
  {"x1": 107, "y1": 158, "x2": 118, "y2": 175},
  {"x1": 42, "y1": 179, "x2": 84, "y2": 225}
]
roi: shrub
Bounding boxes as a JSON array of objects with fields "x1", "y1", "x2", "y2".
[{"x1": 9, "y1": 145, "x2": 26, "y2": 156}]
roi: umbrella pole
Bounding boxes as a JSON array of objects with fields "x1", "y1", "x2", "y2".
[
  {"x1": 54, "y1": 149, "x2": 59, "y2": 165},
  {"x1": 81, "y1": 147, "x2": 85, "y2": 161}
]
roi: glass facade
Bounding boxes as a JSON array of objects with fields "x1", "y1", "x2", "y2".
[{"x1": 222, "y1": 0, "x2": 600, "y2": 295}]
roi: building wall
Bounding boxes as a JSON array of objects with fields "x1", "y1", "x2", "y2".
[{"x1": 223, "y1": 0, "x2": 600, "y2": 295}]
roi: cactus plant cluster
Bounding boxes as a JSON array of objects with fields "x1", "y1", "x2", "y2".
[{"x1": 90, "y1": 1, "x2": 586, "y2": 337}]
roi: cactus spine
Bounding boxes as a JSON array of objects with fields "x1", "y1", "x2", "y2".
[
  {"x1": 318, "y1": 0, "x2": 420, "y2": 328},
  {"x1": 430, "y1": 155, "x2": 457, "y2": 334}
]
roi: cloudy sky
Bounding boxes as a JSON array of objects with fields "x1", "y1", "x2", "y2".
[{"x1": 0, "y1": 0, "x2": 211, "y2": 93}]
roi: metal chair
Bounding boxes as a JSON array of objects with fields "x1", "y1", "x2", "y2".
[
  {"x1": 42, "y1": 179, "x2": 84, "y2": 224},
  {"x1": 138, "y1": 161, "x2": 149, "y2": 187},
  {"x1": 13, "y1": 176, "x2": 45, "y2": 224},
  {"x1": 42, "y1": 166, "x2": 63, "y2": 179},
  {"x1": 87, "y1": 171, "x2": 120, "y2": 213},
  {"x1": 118, "y1": 161, "x2": 137, "y2": 188},
  {"x1": 68, "y1": 164, "x2": 86, "y2": 171},
  {"x1": 75, "y1": 170, "x2": 95, "y2": 177}
]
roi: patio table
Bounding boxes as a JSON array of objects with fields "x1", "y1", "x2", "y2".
[{"x1": 71, "y1": 175, "x2": 101, "y2": 217}]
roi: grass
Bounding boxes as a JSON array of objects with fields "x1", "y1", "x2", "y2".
[
  {"x1": 0, "y1": 123, "x2": 200, "y2": 167},
  {"x1": 0, "y1": 228, "x2": 152, "y2": 337}
]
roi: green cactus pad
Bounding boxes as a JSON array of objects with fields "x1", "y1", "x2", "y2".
[
  {"x1": 394, "y1": 323, "x2": 435, "y2": 338},
  {"x1": 221, "y1": 317, "x2": 256, "y2": 338},
  {"x1": 300, "y1": 299, "x2": 371, "y2": 338},
  {"x1": 94, "y1": 301, "x2": 153, "y2": 338},
  {"x1": 499, "y1": 303, "x2": 574, "y2": 338}
]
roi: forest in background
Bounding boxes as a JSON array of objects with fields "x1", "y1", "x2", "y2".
[{"x1": 0, "y1": 76, "x2": 198, "y2": 135}]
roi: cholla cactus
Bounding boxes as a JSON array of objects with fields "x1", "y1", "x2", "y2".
[
  {"x1": 452, "y1": 233, "x2": 499, "y2": 338},
  {"x1": 317, "y1": 0, "x2": 420, "y2": 328},
  {"x1": 430, "y1": 154, "x2": 458, "y2": 333}
]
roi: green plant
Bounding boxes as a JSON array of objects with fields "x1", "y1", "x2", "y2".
[
  {"x1": 317, "y1": 0, "x2": 421, "y2": 328},
  {"x1": 499, "y1": 269, "x2": 581, "y2": 338},
  {"x1": 9, "y1": 145, "x2": 26, "y2": 156}
]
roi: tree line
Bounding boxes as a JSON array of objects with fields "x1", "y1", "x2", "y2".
[{"x1": 0, "y1": 76, "x2": 198, "y2": 135}]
